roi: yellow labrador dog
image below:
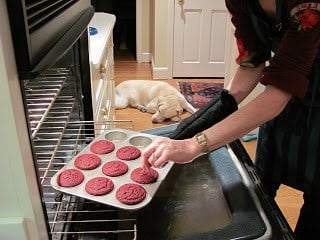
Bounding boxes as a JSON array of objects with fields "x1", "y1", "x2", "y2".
[{"x1": 115, "y1": 80, "x2": 196, "y2": 123}]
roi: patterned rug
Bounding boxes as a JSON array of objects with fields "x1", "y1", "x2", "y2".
[{"x1": 178, "y1": 82, "x2": 224, "y2": 108}]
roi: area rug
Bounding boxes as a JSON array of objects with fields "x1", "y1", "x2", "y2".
[{"x1": 178, "y1": 82, "x2": 224, "y2": 108}]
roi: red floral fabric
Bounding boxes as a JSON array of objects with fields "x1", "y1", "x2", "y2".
[
  {"x1": 235, "y1": 38, "x2": 249, "y2": 64},
  {"x1": 297, "y1": 6, "x2": 320, "y2": 30},
  {"x1": 226, "y1": 0, "x2": 320, "y2": 98}
]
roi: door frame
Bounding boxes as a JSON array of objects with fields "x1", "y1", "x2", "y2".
[
  {"x1": 168, "y1": 0, "x2": 175, "y2": 78},
  {"x1": 136, "y1": 0, "x2": 152, "y2": 63},
  {"x1": 136, "y1": 0, "x2": 143, "y2": 62},
  {"x1": 135, "y1": 0, "x2": 176, "y2": 79}
]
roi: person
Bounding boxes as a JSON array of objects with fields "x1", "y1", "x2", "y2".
[{"x1": 141, "y1": 0, "x2": 320, "y2": 239}]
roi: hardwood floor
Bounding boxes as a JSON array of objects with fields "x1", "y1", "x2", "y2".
[{"x1": 113, "y1": 49, "x2": 303, "y2": 231}]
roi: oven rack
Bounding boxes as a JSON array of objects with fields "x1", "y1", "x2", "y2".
[
  {"x1": 25, "y1": 68, "x2": 137, "y2": 239},
  {"x1": 24, "y1": 68, "x2": 71, "y2": 139},
  {"x1": 38, "y1": 121, "x2": 138, "y2": 240},
  {"x1": 32, "y1": 110, "x2": 136, "y2": 240},
  {"x1": 36, "y1": 120, "x2": 138, "y2": 240}
]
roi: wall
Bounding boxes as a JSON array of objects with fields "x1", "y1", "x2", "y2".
[
  {"x1": 137, "y1": 0, "x2": 171, "y2": 78},
  {"x1": 136, "y1": 0, "x2": 152, "y2": 62},
  {"x1": 0, "y1": 1, "x2": 49, "y2": 239},
  {"x1": 140, "y1": 0, "x2": 151, "y2": 57}
]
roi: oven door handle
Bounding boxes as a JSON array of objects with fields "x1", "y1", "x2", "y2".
[{"x1": 19, "y1": 6, "x2": 94, "y2": 80}]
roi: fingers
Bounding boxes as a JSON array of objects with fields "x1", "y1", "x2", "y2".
[
  {"x1": 148, "y1": 153, "x2": 158, "y2": 166},
  {"x1": 141, "y1": 147, "x2": 168, "y2": 169},
  {"x1": 141, "y1": 137, "x2": 170, "y2": 169},
  {"x1": 154, "y1": 155, "x2": 168, "y2": 168},
  {"x1": 142, "y1": 155, "x2": 152, "y2": 169},
  {"x1": 141, "y1": 151, "x2": 152, "y2": 169},
  {"x1": 141, "y1": 144, "x2": 156, "y2": 169},
  {"x1": 150, "y1": 152, "x2": 166, "y2": 168}
]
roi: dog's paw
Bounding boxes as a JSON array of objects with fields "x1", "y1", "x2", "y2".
[
  {"x1": 139, "y1": 107, "x2": 147, "y2": 113},
  {"x1": 171, "y1": 116, "x2": 180, "y2": 122}
]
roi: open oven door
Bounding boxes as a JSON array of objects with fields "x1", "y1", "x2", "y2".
[{"x1": 138, "y1": 124, "x2": 294, "y2": 240}]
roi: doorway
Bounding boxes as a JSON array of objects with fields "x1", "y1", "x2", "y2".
[
  {"x1": 91, "y1": 0, "x2": 137, "y2": 59},
  {"x1": 173, "y1": 0, "x2": 229, "y2": 78}
]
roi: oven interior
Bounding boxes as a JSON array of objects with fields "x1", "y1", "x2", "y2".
[{"x1": 22, "y1": 43, "x2": 135, "y2": 240}]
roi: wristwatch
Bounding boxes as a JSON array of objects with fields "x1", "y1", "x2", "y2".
[{"x1": 195, "y1": 132, "x2": 209, "y2": 154}]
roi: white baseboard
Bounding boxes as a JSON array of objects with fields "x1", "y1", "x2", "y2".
[
  {"x1": 136, "y1": 52, "x2": 151, "y2": 63},
  {"x1": 0, "y1": 217, "x2": 28, "y2": 240},
  {"x1": 151, "y1": 58, "x2": 172, "y2": 79}
]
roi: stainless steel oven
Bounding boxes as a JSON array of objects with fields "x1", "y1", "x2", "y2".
[
  {"x1": 1, "y1": 0, "x2": 135, "y2": 238},
  {"x1": 1, "y1": 1, "x2": 117, "y2": 239},
  {"x1": 1, "y1": 0, "x2": 295, "y2": 239}
]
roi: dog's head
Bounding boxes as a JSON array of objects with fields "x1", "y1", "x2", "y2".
[{"x1": 151, "y1": 96, "x2": 184, "y2": 123}]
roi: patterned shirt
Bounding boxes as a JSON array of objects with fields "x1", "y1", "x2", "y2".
[{"x1": 225, "y1": 0, "x2": 320, "y2": 98}]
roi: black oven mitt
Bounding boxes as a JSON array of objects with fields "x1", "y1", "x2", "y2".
[{"x1": 169, "y1": 89, "x2": 238, "y2": 140}]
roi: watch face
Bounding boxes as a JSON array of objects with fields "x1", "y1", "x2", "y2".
[{"x1": 196, "y1": 133, "x2": 208, "y2": 153}]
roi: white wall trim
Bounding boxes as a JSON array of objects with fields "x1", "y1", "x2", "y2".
[
  {"x1": 0, "y1": 218, "x2": 28, "y2": 240},
  {"x1": 136, "y1": 0, "x2": 151, "y2": 63},
  {"x1": 151, "y1": 57, "x2": 171, "y2": 79},
  {"x1": 167, "y1": 0, "x2": 174, "y2": 79},
  {"x1": 136, "y1": 0, "x2": 143, "y2": 62},
  {"x1": 137, "y1": 52, "x2": 151, "y2": 63},
  {"x1": 1, "y1": 2, "x2": 49, "y2": 239}
]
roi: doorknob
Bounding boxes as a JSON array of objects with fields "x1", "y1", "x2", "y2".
[{"x1": 178, "y1": 0, "x2": 184, "y2": 5}]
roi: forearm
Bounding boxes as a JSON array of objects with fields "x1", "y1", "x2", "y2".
[
  {"x1": 143, "y1": 80, "x2": 292, "y2": 168},
  {"x1": 226, "y1": 64, "x2": 265, "y2": 104},
  {"x1": 170, "y1": 64, "x2": 292, "y2": 159},
  {"x1": 169, "y1": 65, "x2": 265, "y2": 140},
  {"x1": 199, "y1": 85, "x2": 292, "y2": 153}
]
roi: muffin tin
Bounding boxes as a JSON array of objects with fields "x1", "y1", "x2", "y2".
[{"x1": 51, "y1": 128, "x2": 173, "y2": 210}]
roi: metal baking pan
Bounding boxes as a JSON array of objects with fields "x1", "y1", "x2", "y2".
[{"x1": 51, "y1": 128, "x2": 174, "y2": 210}]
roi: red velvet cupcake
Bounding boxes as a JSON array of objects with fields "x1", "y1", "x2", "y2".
[
  {"x1": 116, "y1": 146, "x2": 141, "y2": 160},
  {"x1": 102, "y1": 160, "x2": 129, "y2": 177},
  {"x1": 116, "y1": 183, "x2": 146, "y2": 205},
  {"x1": 90, "y1": 139, "x2": 115, "y2": 154}
]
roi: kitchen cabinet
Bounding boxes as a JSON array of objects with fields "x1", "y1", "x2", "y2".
[{"x1": 89, "y1": 13, "x2": 116, "y2": 132}]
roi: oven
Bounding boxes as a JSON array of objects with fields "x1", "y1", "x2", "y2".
[{"x1": 1, "y1": 0, "x2": 295, "y2": 239}]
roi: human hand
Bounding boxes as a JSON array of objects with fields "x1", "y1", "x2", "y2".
[{"x1": 141, "y1": 136, "x2": 200, "y2": 168}]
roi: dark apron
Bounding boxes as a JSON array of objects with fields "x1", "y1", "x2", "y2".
[{"x1": 251, "y1": 0, "x2": 320, "y2": 193}]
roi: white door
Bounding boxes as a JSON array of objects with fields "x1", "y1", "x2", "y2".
[{"x1": 173, "y1": 0, "x2": 229, "y2": 77}]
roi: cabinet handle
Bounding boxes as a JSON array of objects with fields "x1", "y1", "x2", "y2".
[
  {"x1": 100, "y1": 64, "x2": 106, "y2": 74},
  {"x1": 101, "y1": 72, "x2": 106, "y2": 80},
  {"x1": 101, "y1": 107, "x2": 108, "y2": 116}
]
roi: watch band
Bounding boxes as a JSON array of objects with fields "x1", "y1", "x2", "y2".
[{"x1": 195, "y1": 132, "x2": 209, "y2": 154}]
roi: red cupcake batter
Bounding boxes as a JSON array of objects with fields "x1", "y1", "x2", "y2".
[
  {"x1": 102, "y1": 160, "x2": 129, "y2": 177},
  {"x1": 116, "y1": 146, "x2": 141, "y2": 160},
  {"x1": 57, "y1": 169, "x2": 84, "y2": 187},
  {"x1": 85, "y1": 177, "x2": 114, "y2": 196},
  {"x1": 74, "y1": 153, "x2": 101, "y2": 170},
  {"x1": 116, "y1": 183, "x2": 146, "y2": 205},
  {"x1": 131, "y1": 167, "x2": 158, "y2": 184},
  {"x1": 90, "y1": 139, "x2": 115, "y2": 154}
]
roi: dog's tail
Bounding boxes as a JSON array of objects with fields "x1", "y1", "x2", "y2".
[
  {"x1": 178, "y1": 92, "x2": 197, "y2": 113},
  {"x1": 184, "y1": 102, "x2": 197, "y2": 113}
]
